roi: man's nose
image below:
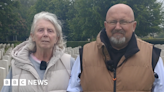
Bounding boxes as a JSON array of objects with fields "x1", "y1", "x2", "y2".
[{"x1": 115, "y1": 22, "x2": 122, "y2": 30}]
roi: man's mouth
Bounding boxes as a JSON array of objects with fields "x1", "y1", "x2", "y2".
[
  {"x1": 114, "y1": 32, "x2": 123, "y2": 35},
  {"x1": 112, "y1": 30, "x2": 125, "y2": 35}
]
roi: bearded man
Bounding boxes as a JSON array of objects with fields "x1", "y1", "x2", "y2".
[{"x1": 67, "y1": 3, "x2": 164, "y2": 92}]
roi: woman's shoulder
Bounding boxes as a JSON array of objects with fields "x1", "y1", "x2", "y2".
[{"x1": 62, "y1": 53, "x2": 76, "y2": 69}]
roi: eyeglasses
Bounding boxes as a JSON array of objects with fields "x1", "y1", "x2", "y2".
[{"x1": 105, "y1": 20, "x2": 135, "y2": 25}]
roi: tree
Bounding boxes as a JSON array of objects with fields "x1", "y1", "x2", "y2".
[
  {"x1": 67, "y1": 0, "x2": 164, "y2": 40},
  {"x1": 126, "y1": 0, "x2": 164, "y2": 36},
  {"x1": 33, "y1": 0, "x2": 73, "y2": 39},
  {"x1": 14, "y1": 0, "x2": 37, "y2": 41},
  {"x1": 67, "y1": 0, "x2": 125, "y2": 40},
  {"x1": 10, "y1": 0, "x2": 164, "y2": 41},
  {"x1": 46, "y1": 0, "x2": 71, "y2": 37},
  {"x1": 0, "y1": 0, "x2": 21, "y2": 41}
]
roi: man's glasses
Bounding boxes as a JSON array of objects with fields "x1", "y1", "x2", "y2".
[{"x1": 105, "y1": 20, "x2": 135, "y2": 25}]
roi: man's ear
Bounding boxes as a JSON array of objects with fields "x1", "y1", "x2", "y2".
[
  {"x1": 132, "y1": 21, "x2": 137, "y2": 32},
  {"x1": 104, "y1": 21, "x2": 107, "y2": 28}
]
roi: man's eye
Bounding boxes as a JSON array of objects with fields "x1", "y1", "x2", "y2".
[
  {"x1": 110, "y1": 21, "x2": 117, "y2": 24},
  {"x1": 120, "y1": 21, "x2": 127, "y2": 24}
]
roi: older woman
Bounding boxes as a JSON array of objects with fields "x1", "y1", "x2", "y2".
[{"x1": 1, "y1": 11, "x2": 75, "y2": 92}]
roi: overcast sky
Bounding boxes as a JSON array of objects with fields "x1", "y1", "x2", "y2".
[
  {"x1": 157, "y1": 0, "x2": 163, "y2": 2},
  {"x1": 157, "y1": 0, "x2": 164, "y2": 3},
  {"x1": 157, "y1": 0, "x2": 164, "y2": 7}
]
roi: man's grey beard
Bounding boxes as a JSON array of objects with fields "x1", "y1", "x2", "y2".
[{"x1": 110, "y1": 36, "x2": 126, "y2": 45}]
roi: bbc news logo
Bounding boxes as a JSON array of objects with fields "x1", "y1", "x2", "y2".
[{"x1": 4, "y1": 79, "x2": 48, "y2": 86}]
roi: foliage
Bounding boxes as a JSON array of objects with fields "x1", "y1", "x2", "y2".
[
  {"x1": 67, "y1": 0, "x2": 126, "y2": 41},
  {"x1": 68, "y1": 0, "x2": 164, "y2": 40},
  {"x1": 15, "y1": 0, "x2": 37, "y2": 40},
  {"x1": 0, "y1": 0, "x2": 37, "y2": 41},
  {"x1": 67, "y1": 41, "x2": 91, "y2": 48},
  {"x1": 0, "y1": 0, "x2": 20, "y2": 41},
  {"x1": 156, "y1": 30, "x2": 164, "y2": 38},
  {"x1": 142, "y1": 38, "x2": 164, "y2": 44},
  {"x1": 46, "y1": 0, "x2": 71, "y2": 37},
  {"x1": 17, "y1": 0, "x2": 37, "y2": 36},
  {"x1": 128, "y1": 0, "x2": 164, "y2": 36},
  {"x1": 0, "y1": 0, "x2": 164, "y2": 41}
]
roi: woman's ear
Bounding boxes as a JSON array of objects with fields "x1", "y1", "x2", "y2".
[
  {"x1": 55, "y1": 37, "x2": 59, "y2": 44},
  {"x1": 30, "y1": 33, "x2": 35, "y2": 41}
]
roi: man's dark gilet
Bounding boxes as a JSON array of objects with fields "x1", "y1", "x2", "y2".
[{"x1": 79, "y1": 38, "x2": 160, "y2": 92}]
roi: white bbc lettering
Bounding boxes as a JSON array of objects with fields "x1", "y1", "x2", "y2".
[
  {"x1": 28, "y1": 80, "x2": 48, "y2": 85},
  {"x1": 33, "y1": 80, "x2": 37, "y2": 85},
  {"x1": 20, "y1": 79, "x2": 26, "y2": 86},
  {"x1": 12, "y1": 79, "x2": 18, "y2": 86},
  {"x1": 37, "y1": 80, "x2": 48, "y2": 85},
  {"x1": 37, "y1": 80, "x2": 44, "y2": 85},
  {"x1": 43, "y1": 80, "x2": 48, "y2": 85},
  {"x1": 28, "y1": 80, "x2": 33, "y2": 85},
  {"x1": 4, "y1": 79, "x2": 10, "y2": 86},
  {"x1": 3, "y1": 79, "x2": 48, "y2": 86},
  {"x1": 27, "y1": 80, "x2": 38, "y2": 85}
]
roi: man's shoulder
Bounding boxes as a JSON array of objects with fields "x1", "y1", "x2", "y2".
[
  {"x1": 84, "y1": 41, "x2": 97, "y2": 47},
  {"x1": 136, "y1": 38, "x2": 153, "y2": 46},
  {"x1": 136, "y1": 38, "x2": 161, "y2": 70}
]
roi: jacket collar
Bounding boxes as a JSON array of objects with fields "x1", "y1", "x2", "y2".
[{"x1": 97, "y1": 28, "x2": 139, "y2": 59}]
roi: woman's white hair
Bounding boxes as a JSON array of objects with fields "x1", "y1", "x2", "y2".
[{"x1": 28, "y1": 11, "x2": 66, "y2": 52}]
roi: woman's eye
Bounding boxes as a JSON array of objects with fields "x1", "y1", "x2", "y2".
[
  {"x1": 38, "y1": 28, "x2": 44, "y2": 32},
  {"x1": 48, "y1": 29, "x2": 54, "y2": 33}
]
